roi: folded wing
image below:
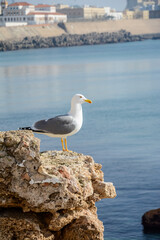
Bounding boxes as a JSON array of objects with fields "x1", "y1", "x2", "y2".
[{"x1": 33, "y1": 115, "x2": 76, "y2": 135}]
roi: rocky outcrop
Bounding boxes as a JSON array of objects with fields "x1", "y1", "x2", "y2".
[
  {"x1": 0, "y1": 30, "x2": 144, "y2": 52},
  {"x1": 142, "y1": 208, "x2": 160, "y2": 233},
  {"x1": 0, "y1": 130, "x2": 116, "y2": 240},
  {"x1": 0, "y1": 29, "x2": 160, "y2": 52}
]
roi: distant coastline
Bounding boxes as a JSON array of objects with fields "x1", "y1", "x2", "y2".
[
  {"x1": 0, "y1": 19, "x2": 160, "y2": 52},
  {"x1": 0, "y1": 30, "x2": 160, "y2": 52}
]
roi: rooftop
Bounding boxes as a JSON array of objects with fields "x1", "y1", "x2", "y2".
[
  {"x1": 35, "y1": 4, "x2": 55, "y2": 8},
  {"x1": 27, "y1": 11, "x2": 65, "y2": 15},
  {"x1": 9, "y1": 2, "x2": 34, "y2": 7}
]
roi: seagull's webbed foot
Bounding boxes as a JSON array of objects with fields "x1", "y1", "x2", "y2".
[{"x1": 64, "y1": 149, "x2": 72, "y2": 153}]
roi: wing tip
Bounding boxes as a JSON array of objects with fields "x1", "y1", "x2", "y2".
[{"x1": 19, "y1": 127, "x2": 32, "y2": 130}]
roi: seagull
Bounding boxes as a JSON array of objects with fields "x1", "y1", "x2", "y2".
[{"x1": 19, "y1": 94, "x2": 92, "y2": 152}]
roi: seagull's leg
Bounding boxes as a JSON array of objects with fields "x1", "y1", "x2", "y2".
[
  {"x1": 64, "y1": 138, "x2": 72, "y2": 152},
  {"x1": 61, "y1": 138, "x2": 65, "y2": 151},
  {"x1": 64, "y1": 138, "x2": 68, "y2": 151}
]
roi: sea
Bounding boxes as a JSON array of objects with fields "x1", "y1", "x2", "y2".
[{"x1": 0, "y1": 39, "x2": 160, "y2": 240}]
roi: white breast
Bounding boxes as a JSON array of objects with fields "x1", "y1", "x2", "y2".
[{"x1": 68, "y1": 102, "x2": 83, "y2": 137}]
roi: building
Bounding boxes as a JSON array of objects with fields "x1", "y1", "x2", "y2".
[
  {"x1": 126, "y1": 0, "x2": 142, "y2": 10},
  {"x1": 134, "y1": 9, "x2": 150, "y2": 18},
  {"x1": 142, "y1": 10, "x2": 150, "y2": 18},
  {"x1": 27, "y1": 12, "x2": 67, "y2": 25},
  {"x1": 35, "y1": 4, "x2": 56, "y2": 13},
  {"x1": 123, "y1": 9, "x2": 149, "y2": 19},
  {"x1": 57, "y1": 7, "x2": 83, "y2": 20},
  {"x1": 83, "y1": 7, "x2": 106, "y2": 19},
  {"x1": 124, "y1": 0, "x2": 160, "y2": 18},
  {"x1": 149, "y1": 9, "x2": 160, "y2": 17},
  {"x1": 123, "y1": 9, "x2": 134, "y2": 19},
  {"x1": 1, "y1": 0, "x2": 8, "y2": 12},
  {"x1": 126, "y1": 0, "x2": 160, "y2": 10},
  {"x1": 104, "y1": 7, "x2": 123, "y2": 20},
  {"x1": 57, "y1": 6, "x2": 106, "y2": 20},
  {"x1": 55, "y1": 4, "x2": 69, "y2": 9},
  {"x1": 0, "y1": 1, "x2": 67, "y2": 27}
]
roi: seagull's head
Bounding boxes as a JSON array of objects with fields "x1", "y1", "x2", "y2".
[{"x1": 72, "y1": 94, "x2": 92, "y2": 105}]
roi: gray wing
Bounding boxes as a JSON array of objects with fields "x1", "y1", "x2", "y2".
[{"x1": 33, "y1": 114, "x2": 76, "y2": 135}]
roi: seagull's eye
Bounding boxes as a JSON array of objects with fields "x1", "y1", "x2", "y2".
[{"x1": 80, "y1": 96, "x2": 82, "y2": 98}]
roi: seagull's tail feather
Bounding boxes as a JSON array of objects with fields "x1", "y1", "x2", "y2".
[
  {"x1": 19, "y1": 126, "x2": 46, "y2": 133},
  {"x1": 19, "y1": 127, "x2": 33, "y2": 131}
]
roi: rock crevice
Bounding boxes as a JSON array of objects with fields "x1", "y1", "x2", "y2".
[{"x1": 0, "y1": 130, "x2": 116, "y2": 240}]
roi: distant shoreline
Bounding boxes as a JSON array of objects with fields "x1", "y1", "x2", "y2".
[
  {"x1": 0, "y1": 19, "x2": 160, "y2": 52},
  {"x1": 0, "y1": 30, "x2": 160, "y2": 52}
]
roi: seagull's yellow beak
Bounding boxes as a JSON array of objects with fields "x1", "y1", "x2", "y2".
[{"x1": 85, "y1": 99, "x2": 92, "y2": 104}]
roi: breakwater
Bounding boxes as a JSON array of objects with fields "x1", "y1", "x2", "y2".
[
  {"x1": 1, "y1": 30, "x2": 160, "y2": 52},
  {"x1": 1, "y1": 19, "x2": 160, "y2": 52}
]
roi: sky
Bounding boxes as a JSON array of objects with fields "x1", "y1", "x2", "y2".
[{"x1": 8, "y1": 0, "x2": 127, "y2": 11}]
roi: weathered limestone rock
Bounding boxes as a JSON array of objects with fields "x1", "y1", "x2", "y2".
[
  {"x1": 0, "y1": 130, "x2": 116, "y2": 240},
  {"x1": 57, "y1": 212, "x2": 104, "y2": 240},
  {"x1": 142, "y1": 208, "x2": 160, "y2": 233},
  {"x1": 0, "y1": 208, "x2": 54, "y2": 240}
]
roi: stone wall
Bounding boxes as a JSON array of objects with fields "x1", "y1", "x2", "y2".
[
  {"x1": 64, "y1": 19, "x2": 160, "y2": 36},
  {"x1": 0, "y1": 19, "x2": 160, "y2": 41}
]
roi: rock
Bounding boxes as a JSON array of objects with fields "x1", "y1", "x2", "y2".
[
  {"x1": 0, "y1": 208, "x2": 54, "y2": 240},
  {"x1": 0, "y1": 30, "x2": 157, "y2": 52},
  {"x1": 142, "y1": 208, "x2": 160, "y2": 233},
  {"x1": 0, "y1": 130, "x2": 116, "y2": 239},
  {"x1": 57, "y1": 211, "x2": 104, "y2": 240}
]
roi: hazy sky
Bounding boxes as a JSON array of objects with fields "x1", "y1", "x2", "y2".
[{"x1": 9, "y1": 0, "x2": 127, "y2": 11}]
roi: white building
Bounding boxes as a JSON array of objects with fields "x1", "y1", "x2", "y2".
[
  {"x1": 104, "y1": 7, "x2": 123, "y2": 20},
  {"x1": 108, "y1": 11, "x2": 123, "y2": 20},
  {"x1": 0, "y1": 1, "x2": 67, "y2": 27},
  {"x1": 35, "y1": 4, "x2": 56, "y2": 13},
  {"x1": 27, "y1": 12, "x2": 67, "y2": 25}
]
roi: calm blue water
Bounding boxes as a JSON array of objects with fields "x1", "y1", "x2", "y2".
[{"x1": 0, "y1": 40, "x2": 160, "y2": 240}]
